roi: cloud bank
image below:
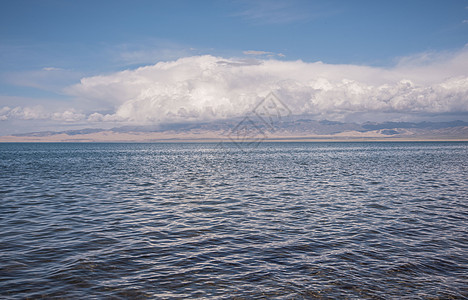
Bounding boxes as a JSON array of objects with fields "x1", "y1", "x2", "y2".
[
  {"x1": 2, "y1": 48, "x2": 468, "y2": 127},
  {"x1": 0, "y1": 106, "x2": 84, "y2": 122}
]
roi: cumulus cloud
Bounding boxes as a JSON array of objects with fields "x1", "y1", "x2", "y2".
[
  {"x1": 64, "y1": 49, "x2": 468, "y2": 124},
  {"x1": 0, "y1": 105, "x2": 85, "y2": 122},
  {"x1": 4, "y1": 50, "x2": 467, "y2": 126}
]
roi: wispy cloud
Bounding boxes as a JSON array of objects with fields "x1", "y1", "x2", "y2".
[
  {"x1": 111, "y1": 40, "x2": 196, "y2": 67},
  {"x1": 233, "y1": 0, "x2": 312, "y2": 24},
  {"x1": 232, "y1": 0, "x2": 341, "y2": 25},
  {"x1": 243, "y1": 50, "x2": 272, "y2": 55},
  {"x1": 42, "y1": 67, "x2": 63, "y2": 71},
  {"x1": 2, "y1": 68, "x2": 82, "y2": 92},
  {"x1": 243, "y1": 50, "x2": 285, "y2": 58}
]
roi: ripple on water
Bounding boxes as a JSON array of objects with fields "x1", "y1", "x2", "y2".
[{"x1": 0, "y1": 142, "x2": 467, "y2": 298}]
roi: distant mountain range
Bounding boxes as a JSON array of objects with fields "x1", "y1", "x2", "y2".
[{"x1": 1, "y1": 118, "x2": 468, "y2": 142}]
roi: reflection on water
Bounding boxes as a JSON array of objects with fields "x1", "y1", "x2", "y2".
[{"x1": 0, "y1": 142, "x2": 467, "y2": 298}]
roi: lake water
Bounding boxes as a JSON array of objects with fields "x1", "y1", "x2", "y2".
[{"x1": 0, "y1": 142, "x2": 467, "y2": 299}]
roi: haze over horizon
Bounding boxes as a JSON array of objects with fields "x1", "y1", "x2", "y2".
[{"x1": 1, "y1": 0, "x2": 468, "y2": 136}]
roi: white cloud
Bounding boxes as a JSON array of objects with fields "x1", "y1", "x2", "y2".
[
  {"x1": 109, "y1": 39, "x2": 198, "y2": 67},
  {"x1": 63, "y1": 50, "x2": 468, "y2": 124},
  {"x1": 3, "y1": 68, "x2": 82, "y2": 91},
  {"x1": 243, "y1": 50, "x2": 285, "y2": 58},
  {"x1": 0, "y1": 105, "x2": 85, "y2": 122},
  {"x1": 7, "y1": 106, "x2": 49, "y2": 120},
  {"x1": 0, "y1": 106, "x2": 11, "y2": 121},
  {"x1": 3, "y1": 49, "x2": 468, "y2": 127},
  {"x1": 234, "y1": 0, "x2": 313, "y2": 25},
  {"x1": 87, "y1": 112, "x2": 125, "y2": 122},
  {"x1": 42, "y1": 67, "x2": 63, "y2": 71},
  {"x1": 52, "y1": 110, "x2": 85, "y2": 122},
  {"x1": 243, "y1": 50, "x2": 273, "y2": 55}
]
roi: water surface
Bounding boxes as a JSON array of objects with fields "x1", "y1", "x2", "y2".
[{"x1": 0, "y1": 142, "x2": 467, "y2": 298}]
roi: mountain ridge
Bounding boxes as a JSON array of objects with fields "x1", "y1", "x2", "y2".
[{"x1": 2, "y1": 118, "x2": 468, "y2": 142}]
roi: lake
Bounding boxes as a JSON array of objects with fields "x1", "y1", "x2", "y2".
[{"x1": 1, "y1": 142, "x2": 467, "y2": 298}]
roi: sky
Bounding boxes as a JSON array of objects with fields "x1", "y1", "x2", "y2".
[{"x1": 1, "y1": 0, "x2": 468, "y2": 134}]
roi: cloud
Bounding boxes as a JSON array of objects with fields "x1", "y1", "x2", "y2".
[
  {"x1": 0, "y1": 105, "x2": 85, "y2": 122},
  {"x1": 234, "y1": 0, "x2": 312, "y2": 25},
  {"x1": 243, "y1": 50, "x2": 285, "y2": 58},
  {"x1": 42, "y1": 67, "x2": 63, "y2": 71},
  {"x1": 243, "y1": 50, "x2": 273, "y2": 55},
  {"x1": 232, "y1": 0, "x2": 341, "y2": 25},
  {"x1": 63, "y1": 50, "x2": 468, "y2": 125},
  {"x1": 3, "y1": 49, "x2": 468, "y2": 127},
  {"x1": 3, "y1": 68, "x2": 82, "y2": 91},
  {"x1": 107, "y1": 39, "x2": 203, "y2": 68},
  {"x1": 52, "y1": 110, "x2": 86, "y2": 122},
  {"x1": 4, "y1": 106, "x2": 49, "y2": 120},
  {"x1": 0, "y1": 106, "x2": 11, "y2": 121}
]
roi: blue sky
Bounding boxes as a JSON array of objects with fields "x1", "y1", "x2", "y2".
[
  {"x1": 2, "y1": 0, "x2": 467, "y2": 70},
  {"x1": 1, "y1": 0, "x2": 468, "y2": 134}
]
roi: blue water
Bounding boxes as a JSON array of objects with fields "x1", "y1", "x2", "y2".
[{"x1": 0, "y1": 142, "x2": 467, "y2": 299}]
